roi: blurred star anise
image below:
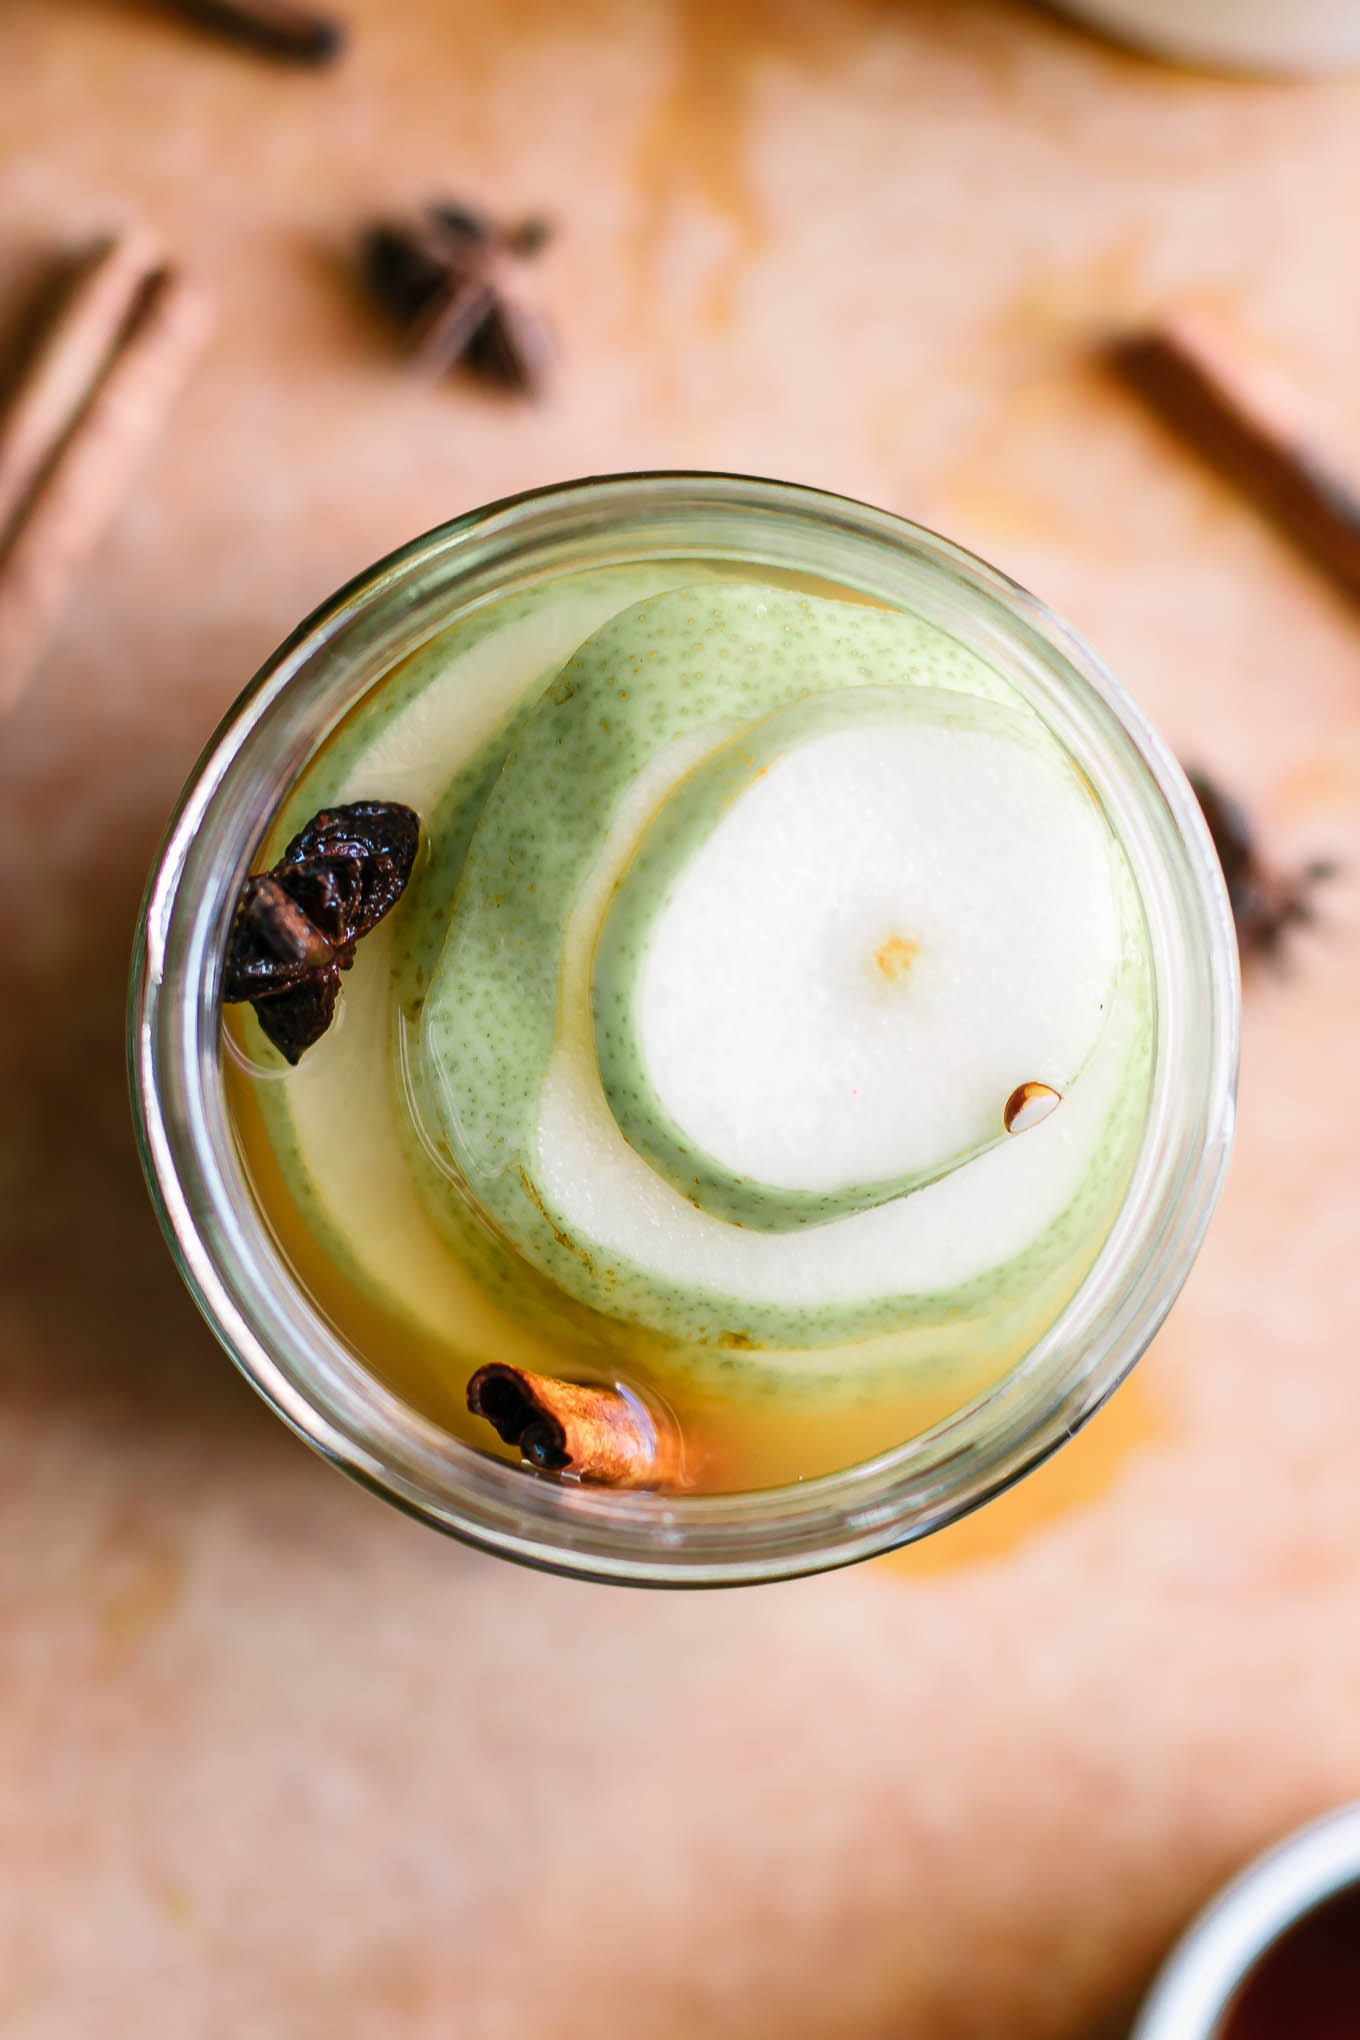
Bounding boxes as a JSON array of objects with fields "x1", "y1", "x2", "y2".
[
  {"x1": 1188, "y1": 769, "x2": 1335, "y2": 963},
  {"x1": 223, "y1": 801, "x2": 420, "y2": 1062},
  {"x1": 363, "y1": 201, "x2": 554, "y2": 395}
]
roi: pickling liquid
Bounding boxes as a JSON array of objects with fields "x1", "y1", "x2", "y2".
[{"x1": 225, "y1": 558, "x2": 1155, "y2": 1492}]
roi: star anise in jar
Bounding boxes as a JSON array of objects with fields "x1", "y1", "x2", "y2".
[{"x1": 222, "y1": 800, "x2": 419, "y2": 1062}]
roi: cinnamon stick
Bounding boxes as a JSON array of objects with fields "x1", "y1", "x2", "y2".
[
  {"x1": 0, "y1": 254, "x2": 213, "y2": 715},
  {"x1": 161, "y1": 0, "x2": 345, "y2": 65},
  {"x1": 467, "y1": 1363, "x2": 681, "y2": 1489},
  {"x1": 0, "y1": 229, "x2": 162, "y2": 539},
  {"x1": 1112, "y1": 308, "x2": 1360, "y2": 602}
]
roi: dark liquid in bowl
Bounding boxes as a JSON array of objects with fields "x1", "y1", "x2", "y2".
[{"x1": 1219, "y1": 1882, "x2": 1360, "y2": 2038}]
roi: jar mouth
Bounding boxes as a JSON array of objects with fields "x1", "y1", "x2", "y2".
[
  {"x1": 129, "y1": 470, "x2": 1239, "y2": 1587},
  {"x1": 1132, "y1": 1804, "x2": 1360, "y2": 2040}
]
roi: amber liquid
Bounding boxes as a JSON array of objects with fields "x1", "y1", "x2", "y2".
[{"x1": 227, "y1": 1035, "x2": 1021, "y2": 1491}]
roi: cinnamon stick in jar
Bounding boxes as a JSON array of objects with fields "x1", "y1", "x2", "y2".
[{"x1": 467, "y1": 1363, "x2": 684, "y2": 1489}]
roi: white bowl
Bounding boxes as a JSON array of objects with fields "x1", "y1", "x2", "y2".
[
  {"x1": 1053, "y1": 0, "x2": 1360, "y2": 74},
  {"x1": 1133, "y1": 1803, "x2": 1360, "y2": 2039}
]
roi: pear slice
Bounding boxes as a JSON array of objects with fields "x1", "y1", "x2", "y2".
[
  {"x1": 418, "y1": 583, "x2": 1018, "y2": 1190},
  {"x1": 531, "y1": 918, "x2": 1147, "y2": 1346},
  {"x1": 417, "y1": 584, "x2": 1151, "y2": 1349},
  {"x1": 247, "y1": 563, "x2": 707, "y2": 1360},
  {"x1": 592, "y1": 687, "x2": 1118, "y2": 1231},
  {"x1": 264, "y1": 564, "x2": 710, "y2": 856}
]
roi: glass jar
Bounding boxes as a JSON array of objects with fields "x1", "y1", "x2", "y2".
[{"x1": 129, "y1": 473, "x2": 1238, "y2": 1587}]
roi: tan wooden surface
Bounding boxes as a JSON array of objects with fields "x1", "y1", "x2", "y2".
[{"x1": 3, "y1": 3, "x2": 1360, "y2": 2033}]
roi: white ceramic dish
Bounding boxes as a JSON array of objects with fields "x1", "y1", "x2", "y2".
[
  {"x1": 1133, "y1": 1803, "x2": 1360, "y2": 2039},
  {"x1": 1053, "y1": 0, "x2": 1360, "y2": 74}
]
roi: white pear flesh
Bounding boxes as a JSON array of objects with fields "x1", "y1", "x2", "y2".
[
  {"x1": 592, "y1": 690, "x2": 1119, "y2": 1228},
  {"x1": 533, "y1": 790, "x2": 1144, "y2": 1322}
]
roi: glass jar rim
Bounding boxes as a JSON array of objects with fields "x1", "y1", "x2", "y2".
[{"x1": 129, "y1": 470, "x2": 1239, "y2": 1586}]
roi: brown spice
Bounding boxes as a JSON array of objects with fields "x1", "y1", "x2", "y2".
[
  {"x1": 161, "y1": 0, "x2": 345, "y2": 65},
  {"x1": 467, "y1": 1363, "x2": 682, "y2": 1489},
  {"x1": 0, "y1": 228, "x2": 161, "y2": 537},
  {"x1": 1112, "y1": 309, "x2": 1360, "y2": 603},
  {"x1": 1188, "y1": 769, "x2": 1336, "y2": 963},
  {"x1": 223, "y1": 801, "x2": 420, "y2": 1062},
  {"x1": 363, "y1": 203, "x2": 555, "y2": 396},
  {"x1": 0, "y1": 236, "x2": 212, "y2": 715},
  {"x1": 235, "y1": 873, "x2": 337, "y2": 973}
]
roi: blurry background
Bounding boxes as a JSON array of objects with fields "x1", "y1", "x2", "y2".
[{"x1": 2, "y1": 1, "x2": 1359, "y2": 2033}]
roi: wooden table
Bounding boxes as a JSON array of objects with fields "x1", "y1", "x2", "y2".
[{"x1": 2, "y1": 3, "x2": 1359, "y2": 2032}]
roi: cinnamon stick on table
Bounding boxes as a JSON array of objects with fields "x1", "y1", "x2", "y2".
[
  {"x1": 0, "y1": 232, "x2": 213, "y2": 716},
  {"x1": 160, "y1": 0, "x2": 345, "y2": 65},
  {"x1": 0, "y1": 228, "x2": 161, "y2": 537},
  {"x1": 1113, "y1": 308, "x2": 1360, "y2": 602},
  {"x1": 467, "y1": 1363, "x2": 682, "y2": 1489}
]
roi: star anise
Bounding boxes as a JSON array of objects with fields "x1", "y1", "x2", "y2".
[
  {"x1": 223, "y1": 800, "x2": 420, "y2": 1062},
  {"x1": 1188, "y1": 769, "x2": 1336, "y2": 963},
  {"x1": 362, "y1": 202, "x2": 554, "y2": 396}
]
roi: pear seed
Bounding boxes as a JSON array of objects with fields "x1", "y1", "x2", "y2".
[{"x1": 1003, "y1": 1081, "x2": 1062, "y2": 1135}]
